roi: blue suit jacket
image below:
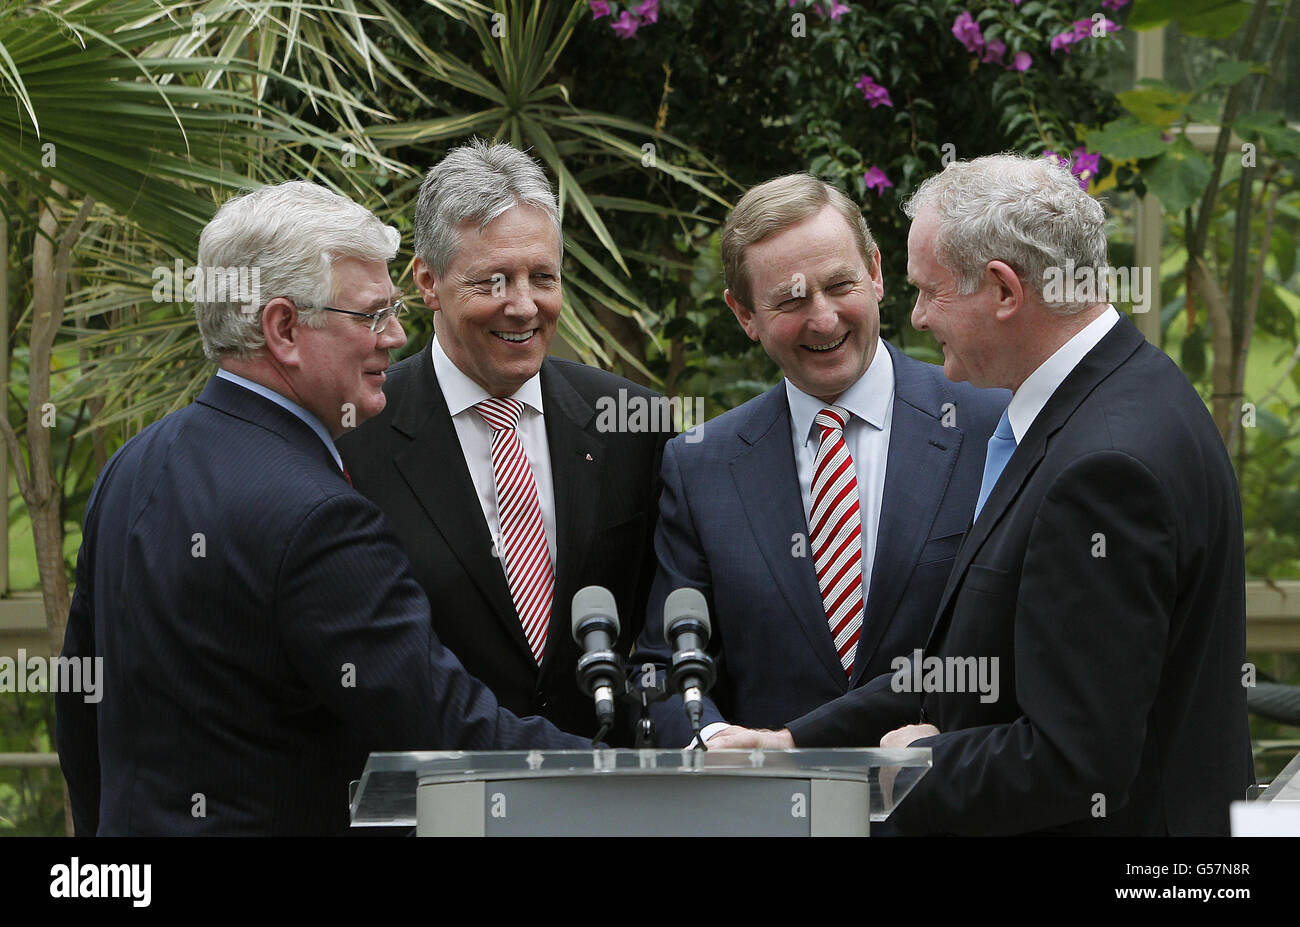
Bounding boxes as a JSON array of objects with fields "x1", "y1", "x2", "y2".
[
  {"x1": 56, "y1": 376, "x2": 588, "y2": 836},
  {"x1": 633, "y1": 342, "x2": 1009, "y2": 745}
]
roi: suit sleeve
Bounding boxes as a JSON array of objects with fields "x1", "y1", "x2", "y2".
[
  {"x1": 275, "y1": 492, "x2": 591, "y2": 751},
  {"x1": 893, "y1": 450, "x2": 1177, "y2": 835},
  {"x1": 629, "y1": 438, "x2": 727, "y2": 746},
  {"x1": 55, "y1": 535, "x2": 101, "y2": 836}
]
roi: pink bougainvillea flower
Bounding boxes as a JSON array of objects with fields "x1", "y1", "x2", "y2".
[
  {"x1": 827, "y1": 0, "x2": 850, "y2": 20},
  {"x1": 1070, "y1": 147, "x2": 1101, "y2": 189},
  {"x1": 589, "y1": 0, "x2": 610, "y2": 19},
  {"x1": 863, "y1": 167, "x2": 894, "y2": 195},
  {"x1": 1008, "y1": 51, "x2": 1032, "y2": 71},
  {"x1": 611, "y1": 10, "x2": 640, "y2": 37},
  {"x1": 855, "y1": 74, "x2": 893, "y2": 108},
  {"x1": 1050, "y1": 30, "x2": 1078, "y2": 53},
  {"x1": 952, "y1": 11, "x2": 985, "y2": 54},
  {"x1": 981, "y1": 37, "x2": 1006, "y2": 64},
  {"x1": 637, "y1": 0, "x2": 659, "y2": 25}
]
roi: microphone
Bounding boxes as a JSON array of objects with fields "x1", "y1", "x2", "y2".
[
  {"x1": 663, "y1": 588, "x2": 717, "y2": 737},
  {"x1": 571, "y1": 586, "x2": 623, "y2": 734}
]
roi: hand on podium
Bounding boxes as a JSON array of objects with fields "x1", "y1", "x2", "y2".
[
  {"x1": 706, "y1": 726, "x2": 795, "y2": 749},
  {"x1": 880, "y1": 723, "x2": 940, "y2": 749}
]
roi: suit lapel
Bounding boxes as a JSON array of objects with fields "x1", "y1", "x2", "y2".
[
  {"x1": 852, "y1": 345, "x2": 961, "y2": 681},
  {"x1": 538, "y1": 360, "x2": 605, "y2": 680},
  {"x1": 729, "y1": 386, "x2": 847, "y2": 687},
  {"x1": 389, "y1": 349, "x2": 530, "y2": 659},
  {"x1": 927, "y1": 315, "x2": 1148, "y2": 647}
]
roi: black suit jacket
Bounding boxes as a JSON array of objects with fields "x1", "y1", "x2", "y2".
[
  {"x1": 338, "y1": 348, "x2": 668, "y2": 742},
  {"x1": 789, "y1": 316, "x2": 1253, "y2": 835},
  {"x1": 56, "y1": 376, "x2": 588, "y2": 836},
  {"x1": 632, "y1": 342, "x2": 1008, "y2": 746}
]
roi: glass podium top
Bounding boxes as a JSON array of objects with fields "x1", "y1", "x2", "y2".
[{"x1": 350, "y1": 747, "x2": 931, "y2": 827}]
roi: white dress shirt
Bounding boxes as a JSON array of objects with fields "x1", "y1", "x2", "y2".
[
  {"x1": 431, "y1": 336, "x2": 558, "y2": 566},
  {"x1": 1006, "y1": 306, "x2": 1120, "y2": 440},
  {"x1": 215, "y1": 369, "x2": 344, "y2": 473}
]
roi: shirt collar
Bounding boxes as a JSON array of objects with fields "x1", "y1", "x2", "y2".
[
  {"x1": 1006, "y1": 305, "x2": 1120, "y2": 442},
  {"x1": 214, "y1": 368, "x2": 344, "y2": 472},
  {"x1": 786, "y1": 337, "x2": 895, "y2": 447},
  {"x1": 431, "y1": 335, "x2": 545, "y2": 417}
]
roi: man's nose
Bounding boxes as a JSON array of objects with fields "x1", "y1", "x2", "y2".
[
  {"x1": 502, "y1": 276, "x2": 540, "y2": 319},
  {"x1": 805, "y1": 289, "x2": 836, "y2": 331},
  {"x1": 379, "y1": 314, "x2": 408, "y2": 349},
  {"x1": 910, "y1": 298, "x2": 927, "y2": 332}
]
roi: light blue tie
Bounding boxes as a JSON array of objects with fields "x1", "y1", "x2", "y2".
[{"x1": 973, "y1": 409, "x2": 1016, "y2": 522}]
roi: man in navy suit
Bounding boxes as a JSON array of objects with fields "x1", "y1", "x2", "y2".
[
  {"x1": 712, "y1": 154, "x2": 1253, "y2": 835},
  {"x1": 633, "y1": 174, "x2": 1007, "y2": 746},
  {"x1": 56, "y1": 181, "x2": 588, "y2": 836}
]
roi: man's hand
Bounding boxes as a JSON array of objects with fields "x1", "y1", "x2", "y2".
[
  {"x1": 706, "y1": 726, "x2": 795, "y2": 749},
  {"x1": 880, "y1": 723, "x2": 940, "y2": 748}
]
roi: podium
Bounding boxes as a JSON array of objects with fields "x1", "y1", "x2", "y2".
[{"x1": 349, "y1": 748, "x2": 930, "y2": 836}]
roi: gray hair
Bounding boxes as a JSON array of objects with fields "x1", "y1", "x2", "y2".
[
  {"x1": 412, "y1": 138, "x2": 562, "y2": 274},
  {"x1": 902, "y1": 152, "x2": 1108, "y2": 314},
  {"x1": 721, "y1": 172, "x2": 878, "y2": 309},
  {"x1": 194, "y1": 181, "x2": 400, "y2": 361}
]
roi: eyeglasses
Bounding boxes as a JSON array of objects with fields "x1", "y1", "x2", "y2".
[{"x1": 318, "y1": 297, "x2": 408, "y2": 333}]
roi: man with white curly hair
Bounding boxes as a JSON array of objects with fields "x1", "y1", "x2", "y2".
[
  {"x1": 711, "y1": 153, "x2": 1253, "y2": 836},
  {"x1": 57, "y1": 181, "x2": 587, "y2": 836}
]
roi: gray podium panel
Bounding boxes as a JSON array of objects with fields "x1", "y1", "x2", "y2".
[{"x1": 354, "y1": 749, "x2": 929, "y2": 837}]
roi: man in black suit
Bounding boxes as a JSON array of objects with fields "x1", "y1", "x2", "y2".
[
  {"x1": 712, "y1": 153, "x2": 1253, "y2": 835},
  {"x1": 338, "y1": 141, "x2": 667, "y2": 742},
  {"x1": 56, "y1": 181, "x2": 589, "y2": 836}
]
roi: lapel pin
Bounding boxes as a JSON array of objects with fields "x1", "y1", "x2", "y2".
[{"x1": 585, "y1": 453, "x2": 593, "y2": 461}]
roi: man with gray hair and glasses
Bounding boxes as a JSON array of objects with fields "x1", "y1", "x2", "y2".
[
  {"x1": 712, "y1": 153, "x2": 1253, "y2": 836},
  {"x1": 340, "y1": 140, "x2": 668, "y2": 743},
  {"x1": 57, "y1": 181, "x2": 589, "y2": 836}
]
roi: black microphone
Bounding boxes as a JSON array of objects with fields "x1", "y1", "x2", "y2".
[
  {"x1": 571, "y1": 586, "x2": 623, "y2": 733},
  {"x1": 663, "y1": 588, "x2": 717, "y2": 736}
]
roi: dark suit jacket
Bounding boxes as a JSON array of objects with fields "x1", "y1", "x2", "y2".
[
  {"x1": 789, "y1": 316, "x2": 1253, "y2": 835},
  {"x1": 633, "y1": 341, "x2": 1009, "y2": 746},
  {"x1": 337, "y1": 349, "x2": 668, "y2": 742},
  {"x1": 55, "y1": 376, "x2": 588, "y2": 836}
]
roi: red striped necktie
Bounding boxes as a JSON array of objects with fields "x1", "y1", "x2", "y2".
[
  {"x1": 810, "y1": 406, "x2": 864, "y2": 677},
  {"x1": 475, "y1": 397, "x2": 553, "y2": 664}
]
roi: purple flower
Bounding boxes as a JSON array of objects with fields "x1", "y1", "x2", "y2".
[
  {"x1": 1008, "y1": 51, "x2": 1032, "y2": 71},
  {"x1": 1050, "y1": 30, "x2": 1078, "y2": 54},
  {"x1": 1072, "y1": 18, "x2": 1093, "y2": 40},
  {"x1": 588, "y1": 0, "x2": 610, "y2": 19},
  {"x1": 611, "y1": 10, "x2": 639, "y2": 38},
  {"x1": 1042, "y1": 150, "x2": 1070, "y2": 170},
  {"x1": 637, "y1": 0, "x2": 659, "y2": 24},
  {"x1": 1101, "y1": 0, "x2": 1129, "y2": 9},
  {"x1": 952, "y1": 11, "x2": 985, "y2": 54},
  {"x1": 863, "y1": 167, "x2": 893, "y2": 195},
  {"x1": 981, "y1": 37, "x2": 1006, "y2": 65},
  {"x1": 827, "y1": 0, "x2": 850, "y2": 20},
  {"x1": 854, "y1": 74, "x2": 893, "y2": 108},
  {"x1": 1070, "y1": 147, "x2": 1101, "y2": 189}
]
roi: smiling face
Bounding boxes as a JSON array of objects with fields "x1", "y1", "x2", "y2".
[
  {"x1": 415, "y1": 204, "x2": 562, "y2": 398},
  {"x1": 291, "y1": 256, "x2": 405, "y2": 436},
  {"x1": 906, "y1": 207, "x2": 1000, "y2": 388},
  {"x1": 725, "y1": 205, "x2": 883, "y2": 404}
]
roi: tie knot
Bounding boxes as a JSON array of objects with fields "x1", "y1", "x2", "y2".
[
  {"x1": 814, "y1": 406, "x2": 849, "y2": 436},
  {"x1": 994, "y1": 408, "x2": 1015, "y2": 442},
  {"x1": 476, "y1": 397, "x2": 525, "y2": 431}
]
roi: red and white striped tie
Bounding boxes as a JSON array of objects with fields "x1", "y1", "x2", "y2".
[
  {"x1": 476, "y1": 397, "x2": 553, "y2": 664},
  {"x1": 810, "y1": 406, "x2": 864, "y2": 677}
]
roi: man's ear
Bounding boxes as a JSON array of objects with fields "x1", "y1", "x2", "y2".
[
  {"x1": 985, "y1": 260, "x2": 1024, "y2": 322},
  {"x1": 414, "y1": 258, "x2": 441, "y2": 313},
  {"x1": 867, "y1": 249, "x2": 885, "y2": 300},
  {"x1": 724, "y1": 289, "x2": 761, "y2": 342},
  {"x1": 261, "y1": 297, "x2": 303, "y2": 367}
]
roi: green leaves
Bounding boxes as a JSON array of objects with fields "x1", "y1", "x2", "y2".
[
  {"x1": 1128, "y1": 0, "x2": 1252, "y2": 38},
  {"x1": 1235, "y1": 112, "x2": 1300, "y2": 158},
  {"x1": 1086, "y1": 116, "x2": 1168, "y2": 160},
  {"x1": 1140, "y1": 137, "x2": 1212, "y2": 214}
]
